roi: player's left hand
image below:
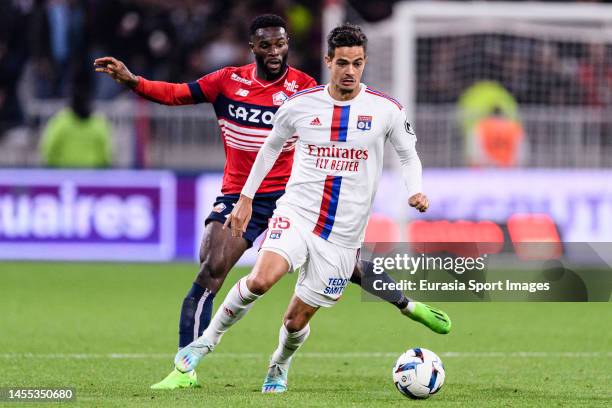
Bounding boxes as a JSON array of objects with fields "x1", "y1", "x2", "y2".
[
  {"x1": 224, "y1": 195, "x2": 253, "y2": 238},
  {"x1": 409, "y1": 193, "x2": 429, "y2": 213}
]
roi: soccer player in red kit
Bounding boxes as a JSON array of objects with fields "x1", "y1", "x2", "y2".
[{"x1": 94, "y1": 14, "x2": 450, "y2": 390}]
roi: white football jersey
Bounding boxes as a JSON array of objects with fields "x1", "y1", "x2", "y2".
[{"x1": 243, "y1": 83, "x2": 422, "y2": 248}]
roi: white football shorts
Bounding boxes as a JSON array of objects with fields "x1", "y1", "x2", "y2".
[{"x1": 260, "y1": 205, "x2": 358, "y2": 308}]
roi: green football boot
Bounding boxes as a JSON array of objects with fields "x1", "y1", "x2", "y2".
[
  {"x1": 150, "y1": 368, "x2": 200, "y2": 390},
  {"x1": 402, "y1": 302, "x2": 452, "y2": 334}
]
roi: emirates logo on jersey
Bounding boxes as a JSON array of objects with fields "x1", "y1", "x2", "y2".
[
  {"x1": 307, "y1": 144, "x2": 369, "y2": 172},
  {"x1": 272, "y1": 91, "x2": 288, "y2": 106},
  {"x1": 307, "y1": 144, "x2": 369, "y2": 160}
]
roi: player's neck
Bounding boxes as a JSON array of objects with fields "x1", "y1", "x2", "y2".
[
  {"x1": 255, "y1": 64, "x2": 287, "y2": 82},
  {"x1": 327, "y1": 83, "x2": 361, "y2": 102}
]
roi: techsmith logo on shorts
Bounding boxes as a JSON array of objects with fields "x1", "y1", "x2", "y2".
[{"x1": 323, "y1": 278, "x2": 349, "y2": 295}]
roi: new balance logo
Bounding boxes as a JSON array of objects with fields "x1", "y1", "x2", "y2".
[
  {"x1": 310, "y1": 117, "x2": 322, "y2": 126},
  {"x1": 235, "y1": 88, "x2": 249, "y2": 97},
  {"x1": 223, "y1": 307, "x2": 235, "y2": 317}
]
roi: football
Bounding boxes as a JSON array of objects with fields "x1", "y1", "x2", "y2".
[{"x1": 392, "y1": 347, "x2": 445, "y2": 399}]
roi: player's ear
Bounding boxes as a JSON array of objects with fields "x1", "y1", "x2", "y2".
[
  {"x1": 249, "y1": 41, "x2": 255, "y2": 52},
  {"x1": 324, "y1": 54, "x2": 332, "y2": 69}
]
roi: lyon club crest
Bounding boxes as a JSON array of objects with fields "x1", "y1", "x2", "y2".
[
  {"x1": 357, "y1": 115, "x2": 373, "y2": 131},
  {"x1": 269, "y1": 230, "x2": 283, "y2": 239},
  {"x1": 272, "y1": 91, "x2": 288, "y2": 106}
]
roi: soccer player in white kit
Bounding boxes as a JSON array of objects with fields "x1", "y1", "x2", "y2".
[{"x1": 174, "y1": 23, "x2": 450, "y2": 393}]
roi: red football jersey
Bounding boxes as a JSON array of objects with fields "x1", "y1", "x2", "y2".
[
  {"x1": 197, "y1": 64, "x2": 316, "y2": 194},
  {"x1": 134, "y1": 63, "x2": 317, "y2": 194}
]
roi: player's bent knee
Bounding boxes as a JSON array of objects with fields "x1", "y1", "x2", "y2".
[
  {"x1": 200, "y1": 255, "x2": 227, "y2": 280},
  {"x1": 283, "y1": 316, "x2": 308, "y2": 333},
  {"x1": 245, "y1": 274, "x2": 272, "y2": 295},
  {"x1": 245, "y1": 250, "x2": 289, "y2": 295}
]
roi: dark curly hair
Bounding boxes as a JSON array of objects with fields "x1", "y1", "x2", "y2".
[
  {"x1": 327, "y1": 23, "x2": 368, "y2": 58},
  {"x1": 249, "y1": 14, "x2": 287, "y2": 36}
]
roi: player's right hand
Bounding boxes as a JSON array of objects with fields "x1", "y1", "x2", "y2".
[
  {"x1": 93, "y1": 56, "x2": 139, "y2": 88},
  {"x1": 224, "y1": 195, "x2": 253, "y2": 238}
]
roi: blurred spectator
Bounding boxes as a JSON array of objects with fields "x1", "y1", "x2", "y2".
[
  {"x1": 30, "y1": 0, "x2": 90, "y2": 98},
  {"x1": 423, "y1": 39, "x2": 457, "y2": 103},
  {"x1": 40, "y1": 87, "x2": 112, "y2": 168},
  {"x1": 196, "y1": 25, "x2": 245, "y2": 73},
  {"x1": 0, "y1": 0, "x2": 31, "y2": 138},
  {"x1": 530, "y1": 42, "x2": 574, "y2": 105},
  {"x1": 467, "y1": 107, "x2": 526, "y2": 167},
  {"x1": 458, "y1": 81, "x2": 526, "y2": 167},
  {"x1": 457, "y1": 81, "x2": 519, "y2": 135},
  {"x1": 578, "y1": 43, "x2": 612, "y2": 106}
]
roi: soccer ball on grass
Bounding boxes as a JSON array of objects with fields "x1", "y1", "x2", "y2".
[{"x1": 392, "y1": 347, "x2": 445, "y2": 399}]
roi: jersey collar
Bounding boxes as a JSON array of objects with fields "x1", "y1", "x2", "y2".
[
  {"x1": 323, "y1": 83, "x2": 367, "y2": 106},
  {"x1": 250, "y1": 65, "x2": 290, "y2": 88}
]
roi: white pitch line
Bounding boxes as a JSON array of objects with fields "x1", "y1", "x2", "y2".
[{"x1": 0, "y1": 351, "x2": 610, "y2": 359}]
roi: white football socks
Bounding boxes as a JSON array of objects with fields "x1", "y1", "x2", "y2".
[
  {"x1": 197, "y1": 277, "x2": 259, "y2": 347},
  {"x1": 270, "y1": 323, "x2": 311, "y2": 368}
]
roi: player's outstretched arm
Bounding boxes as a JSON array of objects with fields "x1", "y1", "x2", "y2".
[{"x1": 93, "y1": 56, "x2": 197, "y2": 106}]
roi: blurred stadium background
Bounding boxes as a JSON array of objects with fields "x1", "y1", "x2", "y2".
[{"x1": 1, "y1": 2, "x2": 611, "y2": 406}]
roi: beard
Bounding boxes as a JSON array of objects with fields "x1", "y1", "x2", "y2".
[{"x1": 254, "y1": 53, "x2": 289, "y2": 80}]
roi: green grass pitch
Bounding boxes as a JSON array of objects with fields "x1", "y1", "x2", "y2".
[{"x1": 0, "y1": 262, "x2": 610, "y2": 407}]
